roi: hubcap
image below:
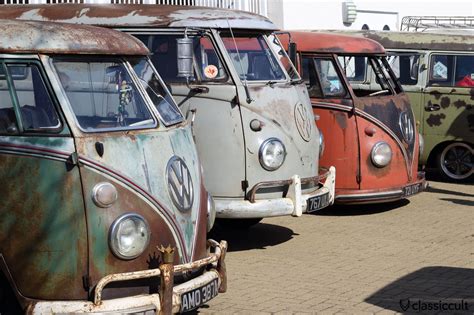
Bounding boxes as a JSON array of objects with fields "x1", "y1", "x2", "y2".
[{"x1": 440, "y1": 143, "x2": 473, "y2": 180}]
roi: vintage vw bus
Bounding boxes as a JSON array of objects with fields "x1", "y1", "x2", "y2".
[
  {"x1": 0, "y1": 19, "x2": 226, "y2": 314},
  {"x1": 280, "y1": 31, "x2": 426, "y2": 204},
  {"x1": 0, "y1": 5, "x2": 336, "y2": 225},
  {"x1": 352, "y1": 31, "x2": 473, "y2": 182}
]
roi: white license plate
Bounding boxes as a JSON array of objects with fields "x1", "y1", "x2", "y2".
[
  {"x1": 180, "y1": 278, "x2": 219, "y2": 312},
  {"x1": 403, "y1": 183, "x2": 422, "y2": 197},
  {"x1": 307, "y1": 192, "x2": 330, "y2": 213}
]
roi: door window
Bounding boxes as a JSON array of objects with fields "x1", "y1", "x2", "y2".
[
  {"x1": 0, "y1": 62, "x2": 60, "y2": 134},
  {"x1": 387, "y1": 54, "x2": 420, "y2": 85},
  {"x1": 429, "y1": 54, "x2": 474, "y2": 87},
  {"x1": 302, "y1": 57, "x2": 347, "y2": 98}
]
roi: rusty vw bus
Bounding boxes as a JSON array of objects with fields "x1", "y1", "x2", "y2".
[
  {"x1": 353, "y1": 31, "x2": 473, "y2": 182},
  {"x1": 280, "y1": 31, "x2": 426, "y2": 204},
  {"x1": 0, "y1": 5, "x2": 336, "y2": 226},
  {"x1": 0, "y1": 19, "x2": 226, "y2": 314}
]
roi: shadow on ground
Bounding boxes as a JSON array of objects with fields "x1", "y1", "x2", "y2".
[
  {"x1": 426, "y1": 185, "x2": 474, "y2": 198},
  {"x1": 314, "y1": 199, "x2": 410, "y2": 216},
  {"x1": 208, "y1": 222, "x2": 297, "y2": 252},
  {"x1": 365, "y1": 266, "x2": 474, "y2": 314}
]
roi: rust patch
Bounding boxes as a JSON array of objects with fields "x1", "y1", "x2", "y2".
[
  {"x1": 426, "y1": 113, "x2": 446, "y2": 127},
  {"x1": 429, "y1": 90, "x2": 442, "y2": 100},
  {"x1": 334, "y1": 112, "x2": 348, "y2": 129},
  {"x1": 453, "y1": 100, "x2": 467, "y2": 109},
  {"x1": 440, "y1": 97, "x2": 450, "y2": 109}
]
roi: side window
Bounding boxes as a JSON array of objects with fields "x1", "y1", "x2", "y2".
[
  {"x1": 0, "y1": 63, "x2": 60, "y2": 135},
  {"x1": 429, "y1": 55, "x2": 454, "y2": 86},
  {"x1": 339, "y1": 56, "x2": 366, "y2": 82},
  {"x1": 136, "y1": 34, "x2": 227, "y2": 83},
  {"x1": 0, "y1": 65, "x2": 18, "y2": 134},
  {"x1": 302, "y1": 57, "x2": 323, "y2": 98},
  {"x1": 387, "y1": 54, "x2": 420, "y2": 85},
  {"x1": 454, "y1": 55, "x2": 474, "y2": 87},
  {"x1": 313, "y1": 58, "x2": 346, "y2": 97},
  {"x1": 9, "y1": 64, "x2": 60, "y2": 131}
]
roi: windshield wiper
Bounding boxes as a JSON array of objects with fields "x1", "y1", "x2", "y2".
[{"x1": 266, "y1": 80, "x2": 278, "y2": 87}]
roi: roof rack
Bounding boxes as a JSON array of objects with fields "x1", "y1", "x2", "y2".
[{"x1": 400, "y1": 16, "x2": 474, "y2": 32}]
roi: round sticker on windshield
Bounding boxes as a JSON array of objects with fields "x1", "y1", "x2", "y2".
[{"x1": 204, "y1": 65, "x2": 218, "y2": 79}]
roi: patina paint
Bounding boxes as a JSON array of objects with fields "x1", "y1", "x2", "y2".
[
  {"x1": 0, "y1": 136, "x2": 87, "y2": 300},
  {"x1": 283, "y1": 31, "x2": 425, "y2": 203}
]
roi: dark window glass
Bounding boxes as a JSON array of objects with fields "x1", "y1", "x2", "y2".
[
  {"x1": 0, "y1": 65, "x2": 18, "y2": 134},
  {"x1": 9, "y1": 64, "x2": 60, "y2": 131},
  {"x1": 136, "y1": 34, "x2": 227, "y2": 83}
]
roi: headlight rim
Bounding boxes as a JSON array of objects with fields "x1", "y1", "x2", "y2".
[
  {"x1": 258, "y1": 137, "x2": 287, "y2": 171},
  {"x1": 108, "y1": 212, "x2": 151, "y2": 260},
  {"x1": 371, "y1": 141, "x2": 393, "y2": 168}
]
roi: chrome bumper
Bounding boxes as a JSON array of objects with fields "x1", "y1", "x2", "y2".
[
  {"x1": 336, "y1": 172, "x2": 428, "y2": 204},
  {"x1": 27, "y1": 240, "x2": 227, "y2": 314},
  {"x1": 215, "y1": 166, "x2": 336, "y2": 218}
]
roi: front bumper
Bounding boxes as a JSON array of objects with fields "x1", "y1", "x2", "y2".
[
  {"x1": 26, "y1": 240, "x2": 227, "y2": 314},
  {"x1": 215, "y1": 166, "x2": 336, "y2": 218},
  {"x1": 335, "y1": 171, "x2": 428, "y2": 204}
]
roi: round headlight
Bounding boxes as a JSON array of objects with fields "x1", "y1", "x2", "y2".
[
  {"x1": 109, "y1": 213, "x2": 150, "y2": 260},
  {"x1": 259, "y1": 138, "x2": 286, "y2": 171},
  {"x1": 207, "y1": 193, "x2": 216, "y2": 232},
  {"x1": 318, "y1": 129, "x2": 325, "y2": 158},
  {"x1": 371, "y1": 142, "x2": 392, "y2": 168},
  {"x1": 418, "y1": 133, "x2": 424, "y2": 156}
]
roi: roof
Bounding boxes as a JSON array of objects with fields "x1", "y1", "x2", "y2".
[
  {"x1": 280, "y1": 31, "x2": 385, "y2": 55},
  {"x1": 0, "y1": 19, "x2": 148, "y2": 55},
  {"x1": 331, "y1": 30, "x2": 474, "y2": 52},
  {"x1": 0, "y1": 4, "x2": 276, "y2": 31}
]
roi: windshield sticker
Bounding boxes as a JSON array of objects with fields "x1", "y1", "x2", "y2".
[
  {"x1": 204, "y1": 65, "x2": 218, "y2": 79},
  {"x1": 433, "y1": 61, "x2": 448, "y2": 79}
]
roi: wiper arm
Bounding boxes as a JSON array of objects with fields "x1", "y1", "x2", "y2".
[
  {"x1": 266, "y1": 80, "x2": 278, "y2": 87},
  {"x1": 290, "y1": 78, "x2": 304, "y2": 85}
]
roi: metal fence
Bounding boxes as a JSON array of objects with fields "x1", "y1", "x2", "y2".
[{"x1": 0, "y1": 0, "x2": 268, "y2": 16}]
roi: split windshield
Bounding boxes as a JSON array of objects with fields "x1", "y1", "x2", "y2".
[
  {"x1": 53, "y1": 57, "x2": 182, "y2": 132},
  {"x1": 220, "y1": 33, "x2": 292, "y2": 82}
]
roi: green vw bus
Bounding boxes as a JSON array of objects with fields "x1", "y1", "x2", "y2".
[{"x1": 0, "y1": 19, "x2": 226, "y2": 314}]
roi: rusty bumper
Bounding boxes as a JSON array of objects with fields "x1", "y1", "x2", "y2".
[
  {"x1": 26, "y1": 240, "x2": 227, "y2": 314},
  {"x1": 215, "y1": 166, "x2": 336, "y2": 218},
  {"x1": 335, "y1": 172, "x2": 428, "y2": 204}
]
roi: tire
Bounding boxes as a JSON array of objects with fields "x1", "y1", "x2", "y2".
[
  {"x1": 0, "y1": 273, "x2": 22, "y2": 315},
  {"x1": 216, "y1": 218, "x2": 263, "y2": 229},
  {"x1": 436, "y1": 142, "x2": 473, "y2": 182}
]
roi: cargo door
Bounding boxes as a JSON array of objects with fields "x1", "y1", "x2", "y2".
[{"x1": 0, "y1": 60, "x2": 87, "y2": 300}]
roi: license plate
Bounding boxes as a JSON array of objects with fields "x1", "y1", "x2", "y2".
[
  {"x1": 403, "y1": 183, "x2": 422, "y2": 197},
  {"x1": 307, "y1": 192, "x2": 330, "y2": 213},
  {"x1": 180, "y1": 278, "x2": 219, "y2": 313}
]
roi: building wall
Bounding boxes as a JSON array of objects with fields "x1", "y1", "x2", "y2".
[{"x1": 268, "y1": 0, "x2": 474, "y2": 31}]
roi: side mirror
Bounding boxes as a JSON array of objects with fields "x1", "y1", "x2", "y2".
[
  {"x1": 177, "y1": 36, "x2": 194, "y2": 79},
  {"x1": 288, "y1": 42, "x2": 298, "y2": 66}
]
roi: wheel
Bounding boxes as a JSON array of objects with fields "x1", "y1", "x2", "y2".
[
  {"x1": 436, "y1": 142, "x2": 473, "y2": 181},
  {"x1": 216, "y1": 218, "x2": 262, "y2": 229}
]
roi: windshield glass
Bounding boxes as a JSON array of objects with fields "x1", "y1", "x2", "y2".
[
  {"x1": 267, "y1": 34, "x2": 300, "y2": 81},
  {"x1": 130, "y1": 58, "x2": 184, "y2": 126},
  {"x1": 135, "y1": 34, "x2": 228, "y2": 83},
  {"x1": 53, "y1": 57, "x2": 156, "y2": 132},
  {"x1": 220, "y1": 33, "x2": 287, "y2": 82},
  {"x1": 386, "y1": 53, "x2": 420, "y2": 85}
]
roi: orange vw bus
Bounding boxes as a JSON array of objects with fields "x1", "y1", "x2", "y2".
[{"x1": 281, "y1": 31, "x2": 427, "y2": 204}]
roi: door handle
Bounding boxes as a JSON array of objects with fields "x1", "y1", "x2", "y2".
[{"x1": 425, "y1": 103, "x2": 441, "y2": 111}]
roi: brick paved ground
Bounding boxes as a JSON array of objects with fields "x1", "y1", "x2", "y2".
[{"x1": 203, "y1": 180, "x2": 474, "y2": 314}]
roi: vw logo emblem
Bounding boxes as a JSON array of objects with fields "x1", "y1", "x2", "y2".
[
  {"x1": 399, "y1": 111, "x2": 414, "y2": 144},
  {"x1": 295, "y1": 103, "x2": 312, "y2": 142},
  {"x1": 166, "y1": 156, "x2": 194, "y2": 212}
]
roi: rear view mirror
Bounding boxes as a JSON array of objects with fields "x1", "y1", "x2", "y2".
[
  {"x1": 288, "y1": 42, "x2": 298, "y2": 66},
  {"x1": 177, "y1": 36, "x2": 194, "y2": 79}
]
